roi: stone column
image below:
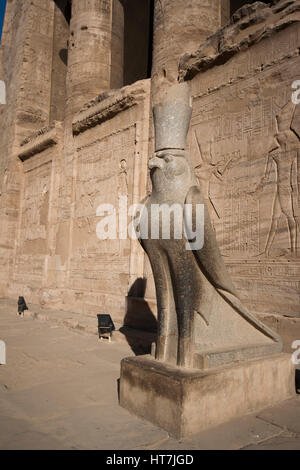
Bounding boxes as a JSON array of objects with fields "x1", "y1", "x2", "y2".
[
  {"x1": 151, "y1": 0, "x2": 230, "y2": 105},
  {"x1": 50, "y1": 0, "x2": 70, "y2": 123},
  {"x1": 111, "y1": 0, "x2": 125, "y2": 89},
  {"x1": 66, "y1": 0, "x2": 124, "y2": 117}
]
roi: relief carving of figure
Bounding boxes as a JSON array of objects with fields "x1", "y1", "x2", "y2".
[
  {"x1": 256, "y1": 101, "x2": 299, "y2": 257},
  {"x1": 193, "y1": 134, "x2": 241, "y2": 231}
]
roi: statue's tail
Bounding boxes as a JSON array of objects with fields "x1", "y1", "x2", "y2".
[{"x1": 217, "y1": 288, "x2": 282, "y2": 347}]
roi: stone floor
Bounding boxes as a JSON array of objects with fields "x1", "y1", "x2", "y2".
[{"x1": 0, "y1": 299, "x2": 299, "y2": 450}]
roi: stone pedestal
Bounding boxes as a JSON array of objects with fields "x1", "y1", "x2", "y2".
[{"x1": 120, "y1": 354, "x2": 295, "y2": 439}]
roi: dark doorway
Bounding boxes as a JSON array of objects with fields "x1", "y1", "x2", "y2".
[
  {"x1": 50, "y1": 0, "x2": 72, "y2": 122},
  {"x1": 231, "y1": 0, "x2": 273, "y2": 15},
  {"x1": 122, "y1": 0, "x2": 154, "y2": 86}
]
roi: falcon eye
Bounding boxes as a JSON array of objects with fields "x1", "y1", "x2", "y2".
[{"x1": 164, "y1": 155, "x2": 172, "y2": 163}]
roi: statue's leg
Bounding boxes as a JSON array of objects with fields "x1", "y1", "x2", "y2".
[
  {"x1": 147, "y1": 246, "x2": 178, "y2": 364},
  {"x1": 175, "y1": 276, "x2": 195, "y2": 368},
  {"x1": 177, "y1": 306, "x2": 195, "y2": 368},
  {"x1": 157, "y1": 268, "x2": 178, "y2": 364}
]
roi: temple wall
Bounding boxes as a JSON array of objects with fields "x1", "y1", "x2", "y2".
[
  {"x1": 1, "y1": 0, "x2": 300, "y2": 326},
  {"x1": 9, "y1": 81, "x2": 151, "y2": 323},
  {"x1": 9, "y1": 124, "x2": 63, "y2": 303},
  {"x1": 64, "y1": 81, "x2": 151, "y2": 320},
  {"x1": 180, "y1": 2, "x2": 300, "y2": 317},
  {"x1": 0, "y1": 0, "x2": 56, "y2": 296}
]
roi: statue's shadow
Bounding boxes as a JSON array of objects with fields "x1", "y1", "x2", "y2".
[
  {"x1": 119, "y1": 277, "x2": 157, "y2": 356},
  {"x1": 117, "y1": 278, "x2": 157, "y2": 402}
]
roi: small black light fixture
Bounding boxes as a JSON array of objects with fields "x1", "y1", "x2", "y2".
[
  {"x1": 17, "y1": 296, "x2": 28, "y2": 317},
  {"x1": 97, "y1": 314, "x2": 115, "y2": 342}
]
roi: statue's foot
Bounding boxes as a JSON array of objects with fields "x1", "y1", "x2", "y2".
[
  {"x1": 177, "y1": 339, "x2": 194, "y2": 369},
  {"x1": 155, "y1": 336, "x2": 168, "y2": 362}
]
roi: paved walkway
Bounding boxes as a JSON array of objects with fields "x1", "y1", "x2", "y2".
[{"x1": 0, "y1": 299, "x2": 299, "y2": 450}]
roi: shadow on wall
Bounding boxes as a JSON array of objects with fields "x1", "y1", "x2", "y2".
[
  {"x1": 296, "y1": 369, "x2": 300, "y2": 394},
  {"x1": 59, "y1": 48, "x2": 68, "y2": 66},
  {"x1": 230, "y1": 0, "x2": 273, "y2": 15},
  {"x1": 119, "y1": 277, "x2": 157, "y2": 356},
  {"x1": 54, "y1": 0, "x2": 71, "y2": 23},
  {"x1": 122, "y1": 0, "x2": 154, "y2": 85}
]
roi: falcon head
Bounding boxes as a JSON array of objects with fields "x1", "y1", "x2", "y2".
[{"x1": 149, "y1": 150, "x2": 193, "y2": 193}]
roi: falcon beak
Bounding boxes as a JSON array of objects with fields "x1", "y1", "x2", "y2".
[{"x1": 149, "y1": 156, "x2": 165, "y2": 170}]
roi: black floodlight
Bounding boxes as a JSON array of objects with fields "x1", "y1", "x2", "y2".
[
  {"x1": 97, "y1": 314, "x2": 115, "y2": 342},
  {"x1": 17, "y1": 296, "x2": 28, "y2": 317}
]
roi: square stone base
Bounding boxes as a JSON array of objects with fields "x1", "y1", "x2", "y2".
[{"x1": 120, "y1": 354, "x2": 295, "y2": 439}]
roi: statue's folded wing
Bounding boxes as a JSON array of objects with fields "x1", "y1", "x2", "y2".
[{"x1": 184, "y1": 185, "x2": 237, "y2": 297}]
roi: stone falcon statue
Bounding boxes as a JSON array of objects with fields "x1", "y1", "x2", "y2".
[{"x1": 138, "y1": 83, "x2": 282, "y2": 369}]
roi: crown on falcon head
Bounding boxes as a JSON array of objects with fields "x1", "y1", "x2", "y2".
[{"x1": 153, "y1": 82, "x2": 192, "y2": 153}]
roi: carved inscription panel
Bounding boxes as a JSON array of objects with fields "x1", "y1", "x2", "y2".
[
  {"x1": 188, "y1": 54, "x2": 300, "y2": 316},
  {"x1": 70, "y1": 125, "x2": 137, "y2": 296},
  {"x1": 15, "y1": 161, "x2": 52, "y2": 284}
]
